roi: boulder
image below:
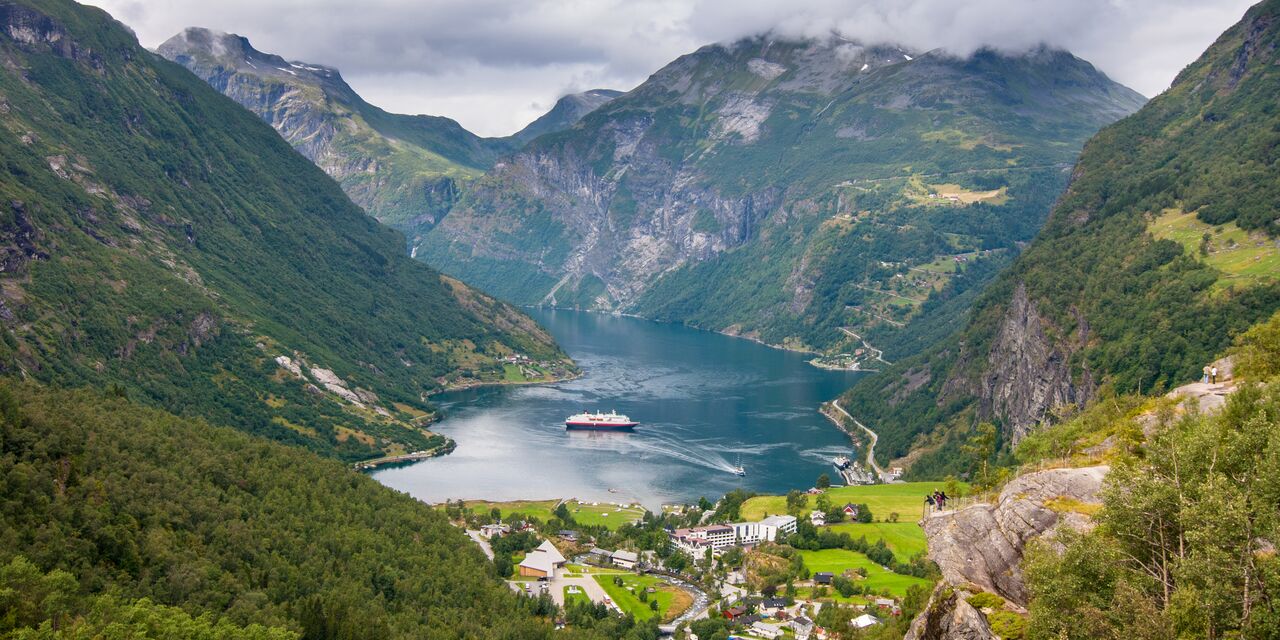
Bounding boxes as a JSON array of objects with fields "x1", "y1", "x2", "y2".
[
  {"x1": 904, "y1": 585, "x2": 995, "y2": 640},
  {"x1": 923, "y1": 465, "x2": 1108, "y2": 605}
]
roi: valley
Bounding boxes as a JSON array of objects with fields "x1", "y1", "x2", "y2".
[{"x1": 2, "y1": 0, "x2": 1280, "y2": 639}]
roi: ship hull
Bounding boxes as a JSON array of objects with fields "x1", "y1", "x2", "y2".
[{"x1": 565, "y1": 421, "x2": 638, "y2": 431}]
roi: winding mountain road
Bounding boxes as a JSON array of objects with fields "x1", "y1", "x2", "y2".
[{"x1": 832, "y1": 399, "x2": 889, "y2": 481}]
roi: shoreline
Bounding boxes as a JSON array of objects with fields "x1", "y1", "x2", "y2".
[
  {"x1": 527, "y1": 303, "x2": 881, "y2": 372},
  {"x1": 431, "y1": 366, "x2": 584, "y2": 396},
  {"x1": 821, "y1": 399, "x2": 891, "y2": 482},
  {"x1": 358, "y1": 367, "x2": 583, "y2": 468}
]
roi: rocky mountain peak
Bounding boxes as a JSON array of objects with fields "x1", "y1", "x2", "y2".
[
  {"x1": 512, "y1": 88, "x2": 624, "y2": 143},
  {"x1": 158, "y1": 27, "x2": 343, "y2": 87}
]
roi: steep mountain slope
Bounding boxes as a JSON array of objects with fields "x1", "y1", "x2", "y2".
[
  {"x1": 423, "y1": 38, "x2": 1145, "y2": 354},
  {"x1": 157, "y1": 27, "x2": 514, "y2": 240},
  {"x1": 159, "y1": 30, "x2": 624, "y2": 244},
  {"x1": 0, "y1": 0, "x2": 568, "y2": 461},
  {"x1": 843, "y1": 0, "x2": 1280, "y2": 477},
  {"x1": 0, "y1": 381, "x2": 597, "y2": 639},
  {"x1": 512, "y1": 89, "x2": 624, "y2": 143}
]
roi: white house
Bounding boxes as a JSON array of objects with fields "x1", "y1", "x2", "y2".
[
  {"x1": 611, "y1": 550, "x2": 638, "y2": 570},
  {"x1": 751, "y1": 621, "x2": 784, "y2": 639},
  {"x1": 479, "y1": 523, "x2": 510, "y2": 539},
  {"x1": 792, "y1": 616, "x2": 815, "y2": 640},
  {"x1": 735, "y1": 514, "x2": 797, "y2": 544},
  {"x1": 851, "y1": 614, "x2": 880, "y2": 629},
  {"x1": 809, "y1": 510, "x2": 826, "y2": 526}
]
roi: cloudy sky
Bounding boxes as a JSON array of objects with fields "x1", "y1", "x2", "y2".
[{"x1": 90, "y1": 0, "x2": 1256, "y2": 137}]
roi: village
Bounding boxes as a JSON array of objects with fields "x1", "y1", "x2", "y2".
[{"x1": 447, "y1": 480, "x2": 951, "y2": 639}]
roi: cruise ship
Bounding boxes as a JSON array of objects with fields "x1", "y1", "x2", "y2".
[{"x1": 565, "y1": 410, "x2": 638, "y2": 431}]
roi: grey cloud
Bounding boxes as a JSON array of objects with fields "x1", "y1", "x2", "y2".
[{"x1": 90, "y1": 0, "x2": 1256, "y2": 136}]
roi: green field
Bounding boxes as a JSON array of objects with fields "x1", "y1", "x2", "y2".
[
  {"x1": 593, "y1": 574, "x2": 692, "y2": 622},
  {"x1": 464, "y1": 499, "x2": 644, "y2": 530},
  {"x1": 569, "y1": 501, "x2": 646, "y2": 528},
  {"x1": 465, "y1": 499, "x2": 559, "y2": 522},
  {"x1": 740, "y1": 482, "x2": 956, "y2": 522},
  {"x1": 823, "y1": 522, "x2": 928, "y2": 562},
  {"x1": 563, "y1": 586, "x2": 590, "y2": 607},
  {"x1": 798, "y1": 549, "x2": 932, "y2": 598},
  {"x1": 1149, "y1": 208, "x2": 1280, "y2": 290}
]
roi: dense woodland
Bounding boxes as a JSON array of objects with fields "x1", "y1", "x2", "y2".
[
  {"x1": 0, "y1": 380, "x2": 664, "y2": 640},
  {"x1": 1022, "y1": 328, "x2": 1280, "y2": 639},
  {"x1": 0, "y1": 0, "x2": 565, "y2": 461}
]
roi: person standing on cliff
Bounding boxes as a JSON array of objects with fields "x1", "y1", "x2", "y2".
[
  {"x1": 1211, "y1": 365, "x2": 1219, "y2": 384},
  {"x1": 924, "y1": 494, "x2": 935, "y2": 515},
  {"x1": 1203, "y1": 364, "x2": 1211, "y2": 384}
]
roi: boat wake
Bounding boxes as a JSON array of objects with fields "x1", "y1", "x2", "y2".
[{"x1": 624, "y1": 432, "x2": 747, "y2": 475}]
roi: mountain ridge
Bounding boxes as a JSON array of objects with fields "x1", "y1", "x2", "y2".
[
  {"x1": 0, "y1": 0, "x2": 569, "y2": 462},
  {"x1": 422, "y1": 36, "x2": 1145, "y2": 358},
  {"x1": 159, "y1": 28, "x2": 624, "y2": 244}
]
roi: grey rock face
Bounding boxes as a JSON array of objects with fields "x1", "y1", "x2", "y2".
[
  {"x1": 512, "y1": 89, "x2": 623, "y2": 144},
  {"x1": 904, "y1": 585, "x2": 996, "y2": 640},
  {"x1": 923, "y1": 465, "x2": 1108, "y2": 606},
  {"x1": 979, "y1": 283, "x2": 1094, "y2": 443},
  {"x1": 157, "y1": 27, "x2": 505, "y2": 239}
]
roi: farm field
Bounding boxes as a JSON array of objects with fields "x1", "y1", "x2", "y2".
[
  {"x1": 740, "y1": 482, "x2": 957, "y2": 523},
  {"x1": 570, "y1": 501, "x2": 646, "y2": 528},
  {"x1": 464, "y1": 499, "x2": 558, "y2": 522},
  {"x1": 798, "y1": 549, "x2": 932, "y2": 598},
  {"x1": 1148, "y1": 208, "x2": 1279, "y2": 290},
  {"x1": 823, "y1": 522, "x2": 928, "y2": 562}
]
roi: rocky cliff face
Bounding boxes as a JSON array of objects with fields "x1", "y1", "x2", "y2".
[
  {"x1": 924, "y1": 466, "x2": 1108, "y2": 605},
  {"x1": 976, "y1": 284, "x2": 1095, "y2": 442},
  {"x1": 904, "y1": 465, "x2": 1107, "y2": 638},
  {"x1": 904, "y1": 586, "x2": 995, "y2": 640},
  {"x1": 424, "y1": 37, "x2": 1145, "y2": 353},
  {"x1": 158, "y1": 28, "x2": 508, "y2": 241},
  {"x1": 512, "y1": 89, "x2": 623, "y2": 143}
]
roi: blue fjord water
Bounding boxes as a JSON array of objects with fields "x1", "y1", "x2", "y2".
[{"x1": 372, "y1": 309, "x2": 864, "y2": 508}]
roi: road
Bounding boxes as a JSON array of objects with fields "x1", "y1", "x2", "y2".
[
  {"x1": 832, "y1": 399, "x2": 890, "y2": 481},
  {"x1": 546, "y1": 574, "x2": 612, "y2": 608},
  {"x1": 838, "y1": 327, "x2": 892, "y2": 365},
  {"x1": 465, "y1": 530, "x2": 494, "y2": 560}
]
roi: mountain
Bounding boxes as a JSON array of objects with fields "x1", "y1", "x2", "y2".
[
  {"x1": 513, "y1": 89, "x2": 624, "y2": 143},
  {"x1": 158, "y1": 30, "x2": 623, "y2": 245},
  {"x1": 421, "y1": 38, "x2": 1146, "y2": 356},
  {"x1": 0, "y1": 381, "x2": 588, "y2": 639},
  {"x1": 841, "y1": 0, "x2": 1280, "y2": 478},
  {"x1": 157, "y1": 27, "x2": 516, "y2": 241},
  {"x1": 0, "y1": 0, "x2": 569, "y2": 462}
]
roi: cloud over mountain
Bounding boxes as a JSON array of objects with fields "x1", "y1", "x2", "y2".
[{"x1": 91, "y1": 0, "x2": 1254, "y2": 135}]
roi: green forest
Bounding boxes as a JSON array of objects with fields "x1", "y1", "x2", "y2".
[
  {"x1": 0, "y1": 381, "x2": 590, "y2": 639},
  {"x1": 839, "y1": 0, "x2": 1280, "y2": 477},
  {"x1": 0, "y1": 0, "x2": 567, "y2": 461},
  {"x1": 1023, "y1": 378, "x2": 1280, "y2": 639}
]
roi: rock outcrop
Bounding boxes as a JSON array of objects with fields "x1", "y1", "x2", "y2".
[
  {"x1": 905, "y1": 586, "x2": 995, "y2": 640},
  {"x1": 979, "y1": 283, "x2": 1095, "y2": 443},
  {"x1": 511, "y1": 89, "x2": 623, "y2": 144},
  {"x1": 157, "y1": 28, "x2": 507, "y2": 239},
  {"x1": 923, "y1": 465, "x2": 1108, "y2": 606}
]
